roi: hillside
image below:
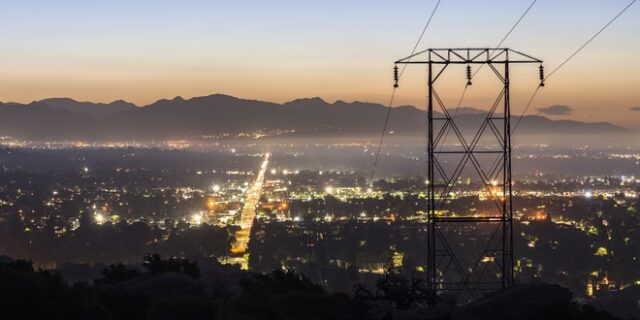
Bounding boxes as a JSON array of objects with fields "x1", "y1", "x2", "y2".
[{"x1": 0, "y1": 94, "x2": 627, "y2": 141}]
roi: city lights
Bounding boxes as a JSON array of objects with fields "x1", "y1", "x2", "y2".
[
  {"x1": 207, "y1": 198, "x2": 216, "y2": 210},
  {"x1": 191, "y1": 213, "x2": 203, "y2": 225},
  {"x1": 2, "y1": 143, "x2": 640, "y2": 307}
]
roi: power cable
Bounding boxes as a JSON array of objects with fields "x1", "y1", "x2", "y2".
[
  {"x1": 439, "y1": 0, "x2": 537, "y2": 152},
  {"x1": 512, "y1": 0, "x2": 637, "y2": 134},
  {"x1": 368, "y1": 0, "x2": 442, "y2": 184}
]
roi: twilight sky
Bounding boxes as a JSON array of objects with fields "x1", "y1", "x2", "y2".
[{"x1": 0, "y1": 0, "x2": 638, "y2": 127}]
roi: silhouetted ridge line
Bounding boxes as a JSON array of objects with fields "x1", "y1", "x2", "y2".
[{"x1": 0, "y1": 94, "x2": 627, "y2": 141}]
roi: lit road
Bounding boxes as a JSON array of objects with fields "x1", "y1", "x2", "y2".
[{"x1": 231, "y1": 152, "x2": 269, "y2": 254}]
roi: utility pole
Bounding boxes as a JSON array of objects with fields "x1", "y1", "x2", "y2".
[{"x1": 395, "y1": 48, "x2": 544, "y2": 303}]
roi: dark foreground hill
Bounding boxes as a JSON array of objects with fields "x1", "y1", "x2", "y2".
[
  {"x1": 0, "y1": 256, "x2": 619, "y2": 320},
  {"x1": 0, "y1": 94, "x2": 627, "y2": 141}
]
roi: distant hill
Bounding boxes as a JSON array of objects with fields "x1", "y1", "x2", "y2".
[
  {"x1": 35, "y1": 98, "x2": 136, "y2": 117},
  {"x1": 0, "y1": 94, "x2": 628, "y2": 141}
]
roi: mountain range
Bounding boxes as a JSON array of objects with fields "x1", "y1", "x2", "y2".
[{"x1": 0, "y1": 94, "x2": 627, "y2": 141}]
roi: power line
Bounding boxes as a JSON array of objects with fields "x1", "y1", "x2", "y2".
[
  {"x1": 368, "y1": 0, "x2": 442, "y2": 184},
  {"x1": 494, "y1": 0, "x2": 538, "y2": 54},
  {"x1": 438, "y1": 0, "x2": 537, "y2": 152},
  {"x1": 512, "y1": 0, "x2": 637, "y2": 134},
  {"x1": 461, "y1": 0, "x2": 537, "y2": 109}
]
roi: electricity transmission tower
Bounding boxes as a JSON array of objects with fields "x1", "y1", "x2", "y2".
[{"x1": 395, "y1": 48, "x2": 544, "y2": 302}]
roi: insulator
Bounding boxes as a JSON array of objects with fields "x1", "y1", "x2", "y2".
[
  {"x1": 539, "y1": 64, "x2": 545, "y2": 87},
  {"x1": 466, "y1": 65, "x2": 472, "y2": 86},
  {"x1": 393, "y1": 65, "x2": 399, "y2": 88}
]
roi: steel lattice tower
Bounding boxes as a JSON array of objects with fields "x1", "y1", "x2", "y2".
[{"x1": 395, "y1": 48, "x2": 544, "y2": 302}]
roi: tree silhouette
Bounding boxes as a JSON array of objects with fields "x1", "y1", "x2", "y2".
[{"x1": 142, "y1": 254, "x2": 200, "y2": 279}]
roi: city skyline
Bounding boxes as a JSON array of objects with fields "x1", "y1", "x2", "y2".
[{"x1": 0, "y1": 0, "x2": 639, "y2": 127}]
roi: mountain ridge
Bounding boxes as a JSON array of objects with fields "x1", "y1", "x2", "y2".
[{"x1": 0, "y1": 94, "x2": 628, "y2": 141}]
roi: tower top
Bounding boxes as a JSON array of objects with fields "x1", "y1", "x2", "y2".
[{"x1": 395, "y1": 48, "x2": 542, "y2": 65}]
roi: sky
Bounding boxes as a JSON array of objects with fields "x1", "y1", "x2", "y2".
[{"x1": 0, "y1": 0, "x2": 638, "y2": 127}]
